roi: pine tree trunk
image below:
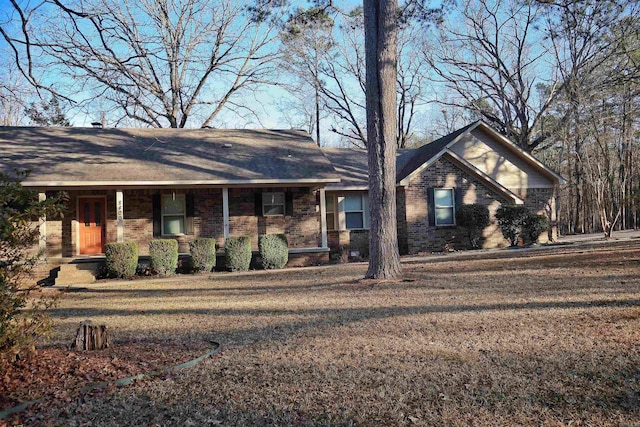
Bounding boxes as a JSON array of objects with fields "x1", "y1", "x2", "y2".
[
  {"x1": 73, "y1": 320, "x2": 110, "y2": 351},
  {"x1": 363, "y1": 0, "x2": 402, "y2": 279}
]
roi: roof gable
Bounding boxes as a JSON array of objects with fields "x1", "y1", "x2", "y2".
[{"x1": 398, "y1": 121, "x2": 564, "y2": 186}]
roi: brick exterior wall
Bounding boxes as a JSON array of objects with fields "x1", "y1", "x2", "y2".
[
  {"x1": 228, "y1": 187, "x2": 320, "y2": 249},
  {"x1": 47, "y1": 186, "x2": 321, "y2": 259},
  {"x1": 327, "y1": 229, "x2": 370, "y2": 258},
  {"x1": 404, "y1": 157, "x2": 512, "y2": 253}
]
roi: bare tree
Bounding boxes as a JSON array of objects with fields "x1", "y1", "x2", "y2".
[
  {"x1": 0, "y1": 61, "x2": 31, "y2": 126},
  {"x1": 326, "y1": 8, "x2": 432, "y2": 148},
  {"x1": 0, "y1": 1, "x2": 57, "y2": 98},
  {"x1": 364, "y1": 0, "x2": 402, "y2": 279},
  {"x1": 278, "y1": 5, "x2": 430, "y2": 148},
  {"x1": 18, "y1": 0, "x2": 284, "y2": 128},
  {"x1": 278, "y1": 8, "x2": 335, "y2": 145},
  {"x1": 540, "y1": 0, "x2": 640, "y2": 234},
  {"x1": 426, "y1": 0, "x2": 561, "y2": 152}
]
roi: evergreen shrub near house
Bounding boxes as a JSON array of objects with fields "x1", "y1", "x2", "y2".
[
  {"x1": 149, "y1": 239, "x2": 179, "y2": 276},
  {"x1": 495, "y1": 205, "x2": 529, "y2": 246},
  {"x1": 224, "y1": 236, "x2": 252, "y2": 271},
  {"x1": 455, "y1": 204, "x2": 490, "y2": 249},
  {"x1": 1, "y1": 171, "x2": 67, "y2": 362},
  {"x1": 105, "y1": 241, "x2": 138, "y2": 278},
  {"x1": 189, "y1": 238, "x2": 216, "y2": 273},
  {"x1": 522, "y1": 214, "x2": 550, "y2": 245},
  {"x1": 259, "y1": 234, "x2": 288, "y2": 269}
]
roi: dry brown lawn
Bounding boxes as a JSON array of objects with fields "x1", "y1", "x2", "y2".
[{"x1": 18, "y1": 241, "x2": 640, "y2": 425}]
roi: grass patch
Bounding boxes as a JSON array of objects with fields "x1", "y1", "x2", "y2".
[{"x1": 10, "y1": 241, "x2": 640, "y2": 425}]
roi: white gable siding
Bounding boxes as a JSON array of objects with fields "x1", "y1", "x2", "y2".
[{"x1": 450, "y1": 128, "x2": 554, "y2": 189}]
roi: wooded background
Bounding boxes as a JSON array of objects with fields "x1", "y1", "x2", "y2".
[{"x1": 1, "y1": 0, "x2": 638, "y2": 236}]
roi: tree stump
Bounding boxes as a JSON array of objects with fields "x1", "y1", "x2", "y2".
[{"x1": 73, "y1": 320, "x2": 110, "y2": 350}]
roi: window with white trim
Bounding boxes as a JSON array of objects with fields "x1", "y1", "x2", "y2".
[
  {"x1": 262, "y1": 192, "x2": 285, "y2": 216},
  {"x1": 162, "y1": 194, "x2": 186, "y2": 235},
  {"x1": 344, "y1": 194, "x2": 367, "y2": 230},
  {"x1": 434, "y1": 188, "x2": 455, "y2": 226}
]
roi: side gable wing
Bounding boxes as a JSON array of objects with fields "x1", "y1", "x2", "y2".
[{"x1": 398, "y1": 121, "x2": 565, "y2": 189}]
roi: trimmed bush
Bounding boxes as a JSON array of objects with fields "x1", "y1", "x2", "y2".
[
  {"x1": 455, "y1": 204, "x2": 490, "y2": 249},
  {"x1": 259, "y1": 234, "x2": 288, "y2": 269},
  {"x1": 105, "y1": 241, "x2": 139, "y2": 278},
  {"x1": 522, "y1": 214, "x2": 550, "y2": 245},
  {"x1": 189, "y1": 238, "x2": 216, "y2": 273},
  {"x1": 224, "y1": 236, "x2": 252, "y2": 271},
  {"x1": 149, "y1": 239, "x2": 179, "y2": 276},
  {"x1": 495, "y1": 205, "x2": 529, "y2": 246}
]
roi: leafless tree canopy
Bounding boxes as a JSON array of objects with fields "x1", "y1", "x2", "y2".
[
  {"x1": 278, "y1": 6, "x2": 432, "y2": 148},
  {"x1": 425, "y1": 0, "x2": 563, "y2": 152},
  {"x1": 20, "y1": 0, "x2": 283, "y2": 128}
]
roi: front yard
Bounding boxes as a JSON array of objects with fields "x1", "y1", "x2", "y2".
[{"x1": 4, "y1": 241, "x2": 640, "y2": 425}]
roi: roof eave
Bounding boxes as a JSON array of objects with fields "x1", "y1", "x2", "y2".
[
  {"x1": 397, "y1": 121, "x2": 482, "y2": 185},
  {"x1": 474, "y1": 121, "x2": 566, "y2": 185},
  {"x1": 23, "y1": 178, "x2": 340, "y2": 190},
  {"x1": 443, "y1": 150, "x2": 525, "y2": 205}
]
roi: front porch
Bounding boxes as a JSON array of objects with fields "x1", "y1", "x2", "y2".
[{"x1": 36, "y1": 185, "x2": 331, "y2": 284}]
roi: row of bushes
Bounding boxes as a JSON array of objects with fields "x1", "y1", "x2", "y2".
[
  {"x1": 455, "y1": 204, "x2": 550, "y2": 249},
  {"x1": 105, "y1": 234, "x2": 289, "y2": 278}
]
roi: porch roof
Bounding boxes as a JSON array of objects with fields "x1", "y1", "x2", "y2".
[{"x1": 0, "y1": 127, "x2": 339, "y2": 189}]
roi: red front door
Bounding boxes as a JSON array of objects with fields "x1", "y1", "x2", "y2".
[{"x1": 79, "y1": 197, "x2": 105, "y2": 255}]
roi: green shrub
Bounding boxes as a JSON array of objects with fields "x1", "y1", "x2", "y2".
[
  {"x1": 495, "y1": 205, "x2": 529, "y2": 246},
  {"x1": 522, "y1": 214, "x2": 550, "y2": 245},
  {"x1": 1, "y1": 171, "x2": 67, "y2": 362},
  {"x1": 149, "y1": 239, "x2": 178, "y2": 276},
  {"x1": 259, "y1": 234, "x2": 288, "y2": 269},
  {"x1": 224, "y1": 236, "x2": 252, "y2": 271},
  {"x1": 455, "y1": 204, "x2": 490, "y2": 249},
  {"x1": 105, "y1": 241, "x2": 138, "y2": 278},
  {"x1": 189, "y1": 238, "x2": 216, "y2": 273}
]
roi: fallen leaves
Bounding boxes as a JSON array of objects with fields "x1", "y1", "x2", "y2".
[{"x1": 0, "y1": 339, "x2": 210, "y2": 425}]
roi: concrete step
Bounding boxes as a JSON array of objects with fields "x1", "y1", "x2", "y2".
[{"x1": 55, "y1": 262, "x2": 101, "y2": 286}]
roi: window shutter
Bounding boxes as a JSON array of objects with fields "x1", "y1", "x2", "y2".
[
  {"x1": 152, "y1": 194, "x2": 161, "y2": 237},
  {"x1": 427, "y1": 187, "x2": 435, "y2": 227},
  {"x1": 454, "y1": 187, "x2": 463, "y2": 207},
  {"x1": 363, "y1": 194, "x2": 370, "y2": 229},
  {"x1": 285, "y1": 191, "x2": 294, "y2": 216},
  {"x1": 254, "y1": 191, "x2": 263, "y2": 216},
  {"x1": 186, "y1": 192, "x2": 195, "y2": 235}
]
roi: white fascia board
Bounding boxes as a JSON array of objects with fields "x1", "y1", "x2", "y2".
[
  {"x1": 325, "y1": 186, "x2": 369, "y2": 191},
  {"x1": 475, "y1": 122, "x2": 566, "y2": 185},
  {"x1": 23, "y1": 178, "x2": 340, "y2": 189},
  {"x1": 398, "y1": 153, "x2": 441, "y2": 186},
  {"x1": 398, "y1": 121, "x2": 482, "y2": 186}
]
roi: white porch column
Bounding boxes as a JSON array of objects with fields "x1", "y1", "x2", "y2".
[
  {"x1": 38, "y1": 192, "x2": 46, "y2": 257},
  {"x1": 116, "y1": 190, "x2": 124, "y2": 242},
  {"x1": 222, "y1": 187, "x2": 230, "y2": 239},
  {"x1": 319, "y1": 187, "x2": 328, "y2": 248}
]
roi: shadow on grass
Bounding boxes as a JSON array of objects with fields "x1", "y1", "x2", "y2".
[
  {"x1": 62, "y1": 270, "x2": 640, "y2": 299},
  {"x1": 50, "y1": 297, "x2": 640, "y2": 321}
]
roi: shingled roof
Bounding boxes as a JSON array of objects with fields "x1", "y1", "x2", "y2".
[
  {"x1": 0, "y1": 127, "x2": 339, "y2": 189},
  {"x1": 396, "y1": 122, "x2": 477, "y2": 182},
  {"x1": 323, "y1": 121, "x2": 563, "y2": 190},
  {"x1": 321, "y1": 147, "x2": 416, "y2": 190}
]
